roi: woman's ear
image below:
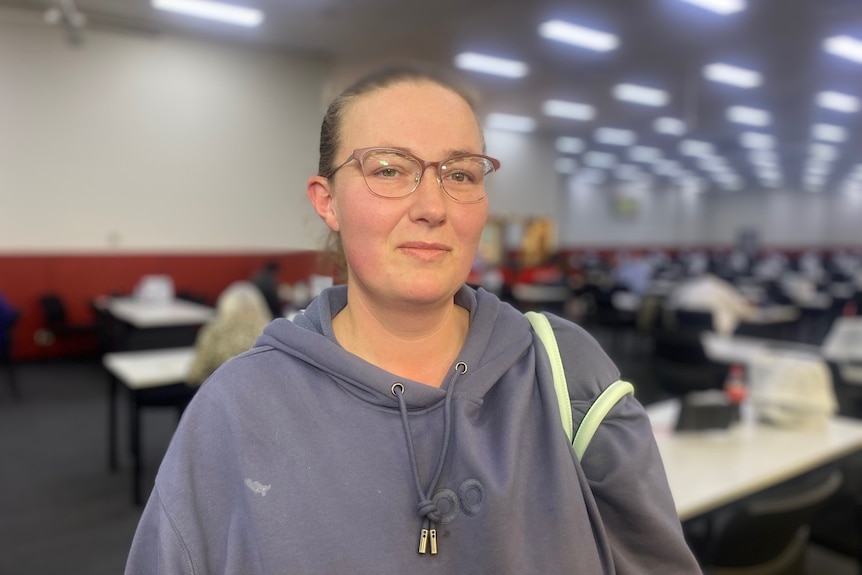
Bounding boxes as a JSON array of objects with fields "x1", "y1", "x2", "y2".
[{"x1": 307, "y1": 176, "x2": 340, "y2": 232}]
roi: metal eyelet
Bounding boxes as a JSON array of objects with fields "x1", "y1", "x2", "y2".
[
  {"x1": 455, "y1": 362, "x2": 468, "y2": 374},
  {"x1": 391, "y1": 382, "x2": 405, "y2": 396}
]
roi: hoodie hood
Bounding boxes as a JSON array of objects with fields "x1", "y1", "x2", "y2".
[{"x1": 254, "y1": 284, "x2": 534, "y2": 409}]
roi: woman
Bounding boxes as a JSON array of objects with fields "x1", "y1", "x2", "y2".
[{"x1": 126, "y1": 65, "x2": 699, "y2": 574}]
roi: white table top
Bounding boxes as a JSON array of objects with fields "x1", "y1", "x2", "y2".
[
  {"x1": 98, "y1": 297, "x2": 215, "y2": 328},
  {"x1": 822, "y1": 316, "x2": 862, "y2": 362},
  {"x1": 103, "y1": 347, "x2": 195, "y2": 390},
  {"x1": 701, "y1": 332, "x2": 822, "y2": 366},
  {"x1": 648, "y1": 399, "x2": 862, "y2": 520}
]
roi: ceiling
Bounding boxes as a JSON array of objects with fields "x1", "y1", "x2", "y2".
[{"x1": 5, "y1": 0, "x2": 862, "y2": 196}]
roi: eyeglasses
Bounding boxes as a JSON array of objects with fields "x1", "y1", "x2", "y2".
[{"x1": 328, "y1": 147, "x2": 500, "y2": 203}]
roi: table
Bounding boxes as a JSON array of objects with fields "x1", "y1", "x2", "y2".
[
  {"x1": 701, "y1": 332, "x2": 822, "y2": 366},
  {"x1": 823, "y1": 317, "x2": 862, "y2": 363},
  {"x1": 647, "y1": 399, "x2": 862, "y2": 521},
  {"x1": 103, "y1": 347, "x2": 196, "y2": 504},
  {"x1": 98, "y1": 297, "x2": 215, "y2": 328},
  {"x1": 95, "y1": 296, "x2": 215, "y2": 350}
]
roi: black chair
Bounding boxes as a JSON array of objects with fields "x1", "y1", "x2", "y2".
[
  {"x1": 38, "y1": 294, "x2": 97, "y2": 348},
  {"x1": 1, "y1": 308, "x2": 20, "y2": 398},
  {"x1": 697, "y1": 468, "x2": 844, "y2": 575}
]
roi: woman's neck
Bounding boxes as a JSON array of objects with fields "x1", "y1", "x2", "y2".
[{"x1": 331, "y1": 290, "x2": 469, "y2": 388}]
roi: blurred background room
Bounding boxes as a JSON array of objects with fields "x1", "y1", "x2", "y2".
[{"x1": 1, "y1": 0, "x2": 862, "y2": 572}]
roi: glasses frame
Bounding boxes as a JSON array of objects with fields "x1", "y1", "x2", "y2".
[{"x1": 327, "y1": 147, "x2": 501, "y2": 203}]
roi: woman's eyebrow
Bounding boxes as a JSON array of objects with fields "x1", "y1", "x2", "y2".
[{"x1": 378, "y1": 145, "x2": 481, "y2": 158}]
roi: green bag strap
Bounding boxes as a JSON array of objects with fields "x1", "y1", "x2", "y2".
[
  {"x1": 525, "y1": 311, "x2": 635, "y2": 461},
  {"x1": 525, "y1": 311, "x2": 573, "y2": 441}
]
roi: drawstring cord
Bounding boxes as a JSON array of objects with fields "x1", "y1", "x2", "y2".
[{"x1": 392, "y1": 361, "x2": 467, "y2": 556}]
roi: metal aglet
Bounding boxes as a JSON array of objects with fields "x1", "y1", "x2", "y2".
[
  {"x1": 429, "y1": 529, "x2": 438, "y2": 555},
  {"x1": 418, "y1": 528, "x2": 429, "y2": 554}
]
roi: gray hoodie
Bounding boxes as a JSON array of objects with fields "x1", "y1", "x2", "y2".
[{"x1": 125, "y1": 285, "x2": 700, "y2": 574}]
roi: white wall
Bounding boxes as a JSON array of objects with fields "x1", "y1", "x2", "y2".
[
  {"x1": 0, "y1": 11, "x2": 331, "y2": 252},
  {"x1": 2, "y1": 10, "x2": 859, "y2": 254}
]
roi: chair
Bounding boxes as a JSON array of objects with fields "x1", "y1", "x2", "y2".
[
  {"x1": 1, "y1": 308, "x2": 20, "y2": 398},
  {"x1": 38, "y1": 294, "x2": 97, "y2": 347},
  {"x1": 697, "y1": 468, "x2": 844, "y2": 575}
]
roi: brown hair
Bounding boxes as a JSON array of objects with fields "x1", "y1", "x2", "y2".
[{"x1": 315, "y1": 62, "x2": 483, "y2": 280}]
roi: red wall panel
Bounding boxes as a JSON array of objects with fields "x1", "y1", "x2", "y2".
[{"x1": 0, "y1": 251, "x2": 324, "y2": 361}]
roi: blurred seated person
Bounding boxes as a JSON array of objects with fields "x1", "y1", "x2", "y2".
[
  {"x1": 613, "y1": 252, "x2": 652, "y2": 295},
  {"x1": 186, "y1": 282, "x2": 273, "y2": 386},
  {"x1": 250, "y1": 261, "x2": 282, "y2": 319},
  {"x1": 668, "y1": 273, "x2": 756, "y2": 336}
]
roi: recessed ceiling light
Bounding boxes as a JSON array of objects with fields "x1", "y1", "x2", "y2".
[
  {"x1": 726, "y1": 106, "x2": 771, "y2": 126},
  {"x1": 594, "y1": 127, "x2": 637, "y2": 146},
  {"x1": 702, "y1": 63, "x2": 761, "y2": 88},
  {"x1": 555, "y1": 137, "x2": 585, "y2": 154},
  {"x1": 812, "y1": 123, "x2": 847, "y2": 143},
  {"x1": 629, "y1": 146, "x2": 663, "y2": 163},
  {"x1": 613, "y1": 83, "x2": 669, "y2": 106},
  {"x1": 824, "y1": 35, "x2": 862, "y2": 64},
  {"x1": 583, "y1": 151, "x2": 617, "y2": 169},
  {"x1": 485, "y1": 113, "x2": 536, "y2": 133},
  {"x1": 679, "y1": 139, "x2": 715, "y2": 157},
  {"x1": 697, "y1": 156, "x2": 730, "y2": 172},
  {"x1": 809, "y1": 142, "x2": 840, "y2": 161},
  {"x1": 152, "y1": 0, "x2": 264, "y2": 26},
  {"x1": 675, "y1": 0, "x2": 746, "y2": 15},
  {"x1": 538, "y1": 20, "x2": 619, "y2": 52},
  {"x1": 654, "y1": 117, "x2": 687, "y2": 135},
  {"x1": 816, "y1": 91, "x2": 861, "y2": 113},
  {"x1": 739, "y1": 132, "x2": 775, "y2": 149},
  {"x1": 542, "y1": 99, "x2": 596, "y2": 121},
  {"x1": 453, "y1": 52, "x2": 529, "y2": 78}
]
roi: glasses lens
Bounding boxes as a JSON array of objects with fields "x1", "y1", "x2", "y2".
[
  {"x1": 359, "y1": 150, "x2": 421, "y2": 198},
  {"x1": 440, "y1": 156, "x2": 494, "y2": 202}
]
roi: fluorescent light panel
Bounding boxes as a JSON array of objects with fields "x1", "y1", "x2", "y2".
[
  {"x1": 454, "y1": 52, "x2": 528, "y2": 78},
  {"x1": 485, "y1": 113, "x2": 536, "y2": 133},
  {"x1": 726, "y1": 105, "x2": 771, "y2": 126},
  {"x1": 543, "y1": 99, "x2": 596, "y2": 121},
  {"x1": 594, "y1": 127, "x2": 637, "y2": 146},
  {"x1": 675, "y1": 0, "x2": 746, "y2": 15},
  {"x1": 538, "y1": 20, "x2": 619, "y2": 51},
  {"x1": 824, "y1": 35, "x2": 862, "y2": 64},
  {"x1": 555, "y1": 137, "x2": 585, "y2": 154},
  {"x1": 816, "y1": 91, "x2": 861, "y2": 113},
  {"x1": 654, "y1": 117, "x2": 686, "y2": 135},
  {"x1": 583, "y1": 151, "x2": 617, "y2": 168},
  {"x1": 812, "y1": 123, "x2": 847, "y2": 143},
  {"x1": 739, "y1": 131, "x2": 775, "y2": 149},
  {"x1": 679, "y1": 139, "x2": 715, "y2": 157},
  {"x1": 703, "y1": 63, "x2": 761, "y2": 88},
  {"x1": 152, "y1": 0, "x2": 264, "y2": 26},
  {"x1": 613, "y1": 83, "x2": 669, "y2": 106},
  {"x1": 809, "y1": 142, "x2": 839, "y2": 161}
]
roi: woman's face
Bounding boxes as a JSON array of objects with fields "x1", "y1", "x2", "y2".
[{"x1": 309, "y1": 81, "x2": 489, "y2": 310}]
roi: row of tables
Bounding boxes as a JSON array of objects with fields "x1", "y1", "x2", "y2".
[
  {"x1": 102, "y1": 293, "x2": 862, "y2": 528},
  {"x1": 98, "y1": 296, "x2": 214, "y2": 505}
]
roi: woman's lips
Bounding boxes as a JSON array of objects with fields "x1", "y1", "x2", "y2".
[{"x1": 398, "y1": 242, "x2": 451, "y2": 260}]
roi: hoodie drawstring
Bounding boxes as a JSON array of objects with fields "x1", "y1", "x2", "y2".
[{"x1": 392, "y1": 361, "x2": 467, "y2": 556}]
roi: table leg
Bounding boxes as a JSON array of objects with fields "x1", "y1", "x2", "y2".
[
  {"x1": 108, "y1": 374, "x2": 118, "y2": 471},
  {"x1": 130, "y1": 390, "x2": 142, "y2": 506}
]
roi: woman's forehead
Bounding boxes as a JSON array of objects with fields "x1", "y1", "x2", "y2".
[{"x1": 339, "y1": 81, "x2": 483, "y2": 153}]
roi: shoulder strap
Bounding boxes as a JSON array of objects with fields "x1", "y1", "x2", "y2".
[
  {"x1": 525, "y1": 311, "x2": 573, "y2": 441},
  {"x1": 525, "y1": 311, "x2": 635, "y2": 461}
]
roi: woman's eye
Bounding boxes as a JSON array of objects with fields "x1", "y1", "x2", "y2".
[
  {"x1": 378, "y1": 167, "x2": 399, "y2": 178},
  {"x1": 448, "y1": 171, "x2": 473, "y2": 184}
]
